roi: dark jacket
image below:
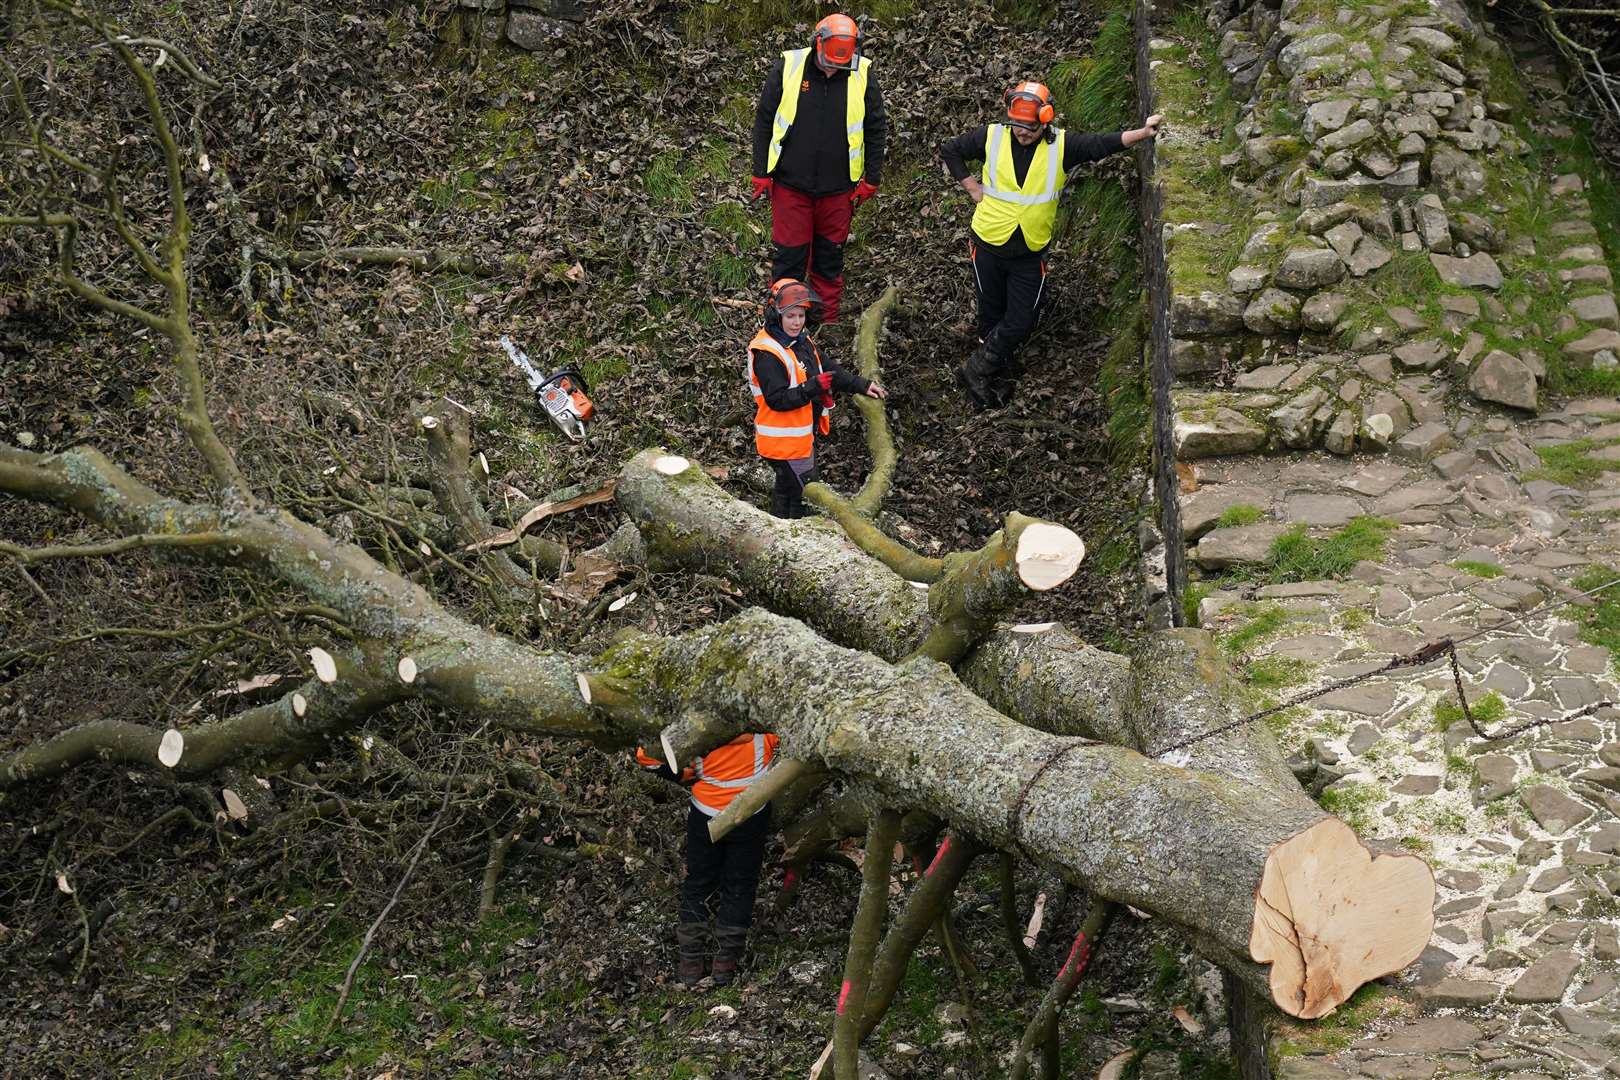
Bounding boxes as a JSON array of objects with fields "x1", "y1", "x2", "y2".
[
  {"x1": 939, "y1": 125, "x2": 1126, "y2": 256},
  {"x1": 751, "y1": 325, "x2": 870, "y2": 424},
  {"x1": 752, "y1": 54, "x2": 887, "y2": 196}
]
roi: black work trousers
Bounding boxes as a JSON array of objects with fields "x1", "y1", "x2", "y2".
[
  {"x1": 767, "y1": 454, "x2": 818, "y2": 519},
  {"x1": 971, "y1": 240, "x2": 1048, "y2": 376},
  {"x1": 679, "y1": 802, "x2": 771, "y2": 928}
]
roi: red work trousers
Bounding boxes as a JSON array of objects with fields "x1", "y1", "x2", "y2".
[{"x1": 770, "y1": 183, "x2": 853, "y2": 323}]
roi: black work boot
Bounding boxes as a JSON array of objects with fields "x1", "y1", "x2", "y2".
[
  {"x1": 675, "y1": 922, "x2": 707, "y2": 987},
  {"x1": 710, "y1": 924, "x2": 749, "y2": 987},
  {"x1": 957, "y1": 347, "x2": 998, "y2": 411}
]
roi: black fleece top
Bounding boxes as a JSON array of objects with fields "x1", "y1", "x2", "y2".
[
  {"x1": 939, "y1": 125, "x2": 1127, "y2": 256},
  {"x1": 750, "y1": 325, "x2": 870, "y2": 421},
  {"x1": 752, "y1": 54, "x2": 887, "y2": 196}
]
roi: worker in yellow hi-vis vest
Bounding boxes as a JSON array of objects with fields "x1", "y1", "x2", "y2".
[
  {"x1": 941, "y1": 81, "x2": 1162, "y2": 409},
  {"x1": 749, "y1": 13, "x2": 887, "y2": 325}
]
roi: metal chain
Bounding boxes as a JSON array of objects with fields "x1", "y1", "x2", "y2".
[
  {"x1": 1150, "y1": 575, "x2": 1620, "y2": 758},
  {"x1": 1006, "y1": 738, "x2": 1097, "y2": 861}
]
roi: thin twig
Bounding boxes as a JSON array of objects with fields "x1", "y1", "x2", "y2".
[{"x1": 322, "y1": 723, "x2": 486, "y2": 1039}]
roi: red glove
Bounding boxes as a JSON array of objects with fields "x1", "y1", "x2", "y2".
[
  {"x1": 820, "y1": 393, "x2": 836, "y2": 409},
  {"x1": 750, "y1": 176, "x2": 773, "y2": 202},
  {"x1": 814, "y1": 372, "x2": 834, "y2": 393},
  {"x1": 850, "y1": 179, "x2": 879, "y2": 208}
]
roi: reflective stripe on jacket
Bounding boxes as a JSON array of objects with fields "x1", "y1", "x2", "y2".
[
  {"x1": 971, "y1": 125, "x2": 1068, "y2": 250},
  {"x1": 766, "y1": 49, "x2": 871, "y2": 183},
  {"x1": 635, "y1": 733, "x2": 780, "y2": 817},
  {"x1": 748, "y1": 330, "x2": 815, "y2": 459}
]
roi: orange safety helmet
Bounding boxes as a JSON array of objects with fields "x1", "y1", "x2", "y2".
[
  {"x1": 813, "y1": 13, "x2": 863, "y2": 72},
  {"x1": 768, "y1": 278, "x2": 821, "y2": 313},
  {"x1": 1005, "y1": 81, "x2": 1055, "y2": 130}
]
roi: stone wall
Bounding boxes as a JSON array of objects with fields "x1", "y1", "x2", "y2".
[
  {"x1": 451, "y1": 0, "x2": 584, "y2": 52},
  {"x1": 1139, "y1": 0, "x2": 1620, "y2": 464},
  {"x1": 1137, "y1": 0, "x2": 1190, "y2": 624}
]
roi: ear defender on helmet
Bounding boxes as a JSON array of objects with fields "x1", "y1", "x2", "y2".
[
  {"x1": 813, "y1": 13, "x2": 863, "y2": 72},
  {"x1": 1004, "y1": 81, "x2": 1055, "y2": 129}
]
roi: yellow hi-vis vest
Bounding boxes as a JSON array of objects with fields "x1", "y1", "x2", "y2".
[
  {"x1": 765, "y1": 48, "x2": 871, "y2": 183},
  {"x1": 971, "y1": 125, "x2": 1068, "y2": 250},
  {"x1": 747, "y1": 330, "x2": 814, "y2": 459}
]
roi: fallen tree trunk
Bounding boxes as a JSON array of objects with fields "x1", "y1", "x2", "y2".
[
  {"x1": 1122, "y1": 630, "x2": 1434, "y2": 1020},
  {"x1": 616, "y1": 450, "x2": 1109, "y2": 717},
  {"x1": 583, "y1": 608, "x2": 1432, "y2": 1017},
  {"x1": 1, "y1": 441, "x2": 1430, "y2": 1017}
]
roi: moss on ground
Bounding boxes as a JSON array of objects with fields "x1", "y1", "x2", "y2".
[
  {"x1": 1452, "y1": 559, "x2": 1504, "y2": 578},
  {"x1": 1434, "y1": 689, "x2": 1507, "y2": 732}
]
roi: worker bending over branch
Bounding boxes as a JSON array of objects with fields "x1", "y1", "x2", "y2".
[
  {"x1": 940, "y1": 81, "x2": 1162, "y2": 409},
  {"x1": 748, "y1": 277, "x2": 887, "y2": 520},
  {"x1": 751, "y1": 13, "x2": 887, "y2": 325},
  {"x1": 637, "y1": 733, "x2": 781, "y2": 988}
]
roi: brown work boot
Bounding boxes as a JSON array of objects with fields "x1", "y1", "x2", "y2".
[
  {"x1": 711, "y1": 924, "x2": 749, "y2": 987},
  {"x1": 675, "y1": 922, "x2": 707, "y2": 987}
]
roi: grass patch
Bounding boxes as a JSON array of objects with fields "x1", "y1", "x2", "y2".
[
  {"x1": 1530, "y1": 439, "x2": 1620, "y2": 487},
  {"x1": 1571, "y1": 565, "x2": 1620, "y2": 665},
  {"x1": 1225, "y1": 516, "x2": 1395, "y2": 586},
  {"x1": 1245, "y1": 655, "x2": 1312, "y2": 689},
  {"x1": 1214, "y1": 503, "x2": 1264, "y2": 528},
  {"x1": 1221, "y1": 603, "x2": 1289, "y2": 656},
  {"x1": 1452, "y1": 560, "x2": 1504, "y2": 578},
  {"x1": 1434, "y1": 689, "x2": 1507, "y2": 732},
  {"x1": 1183, "y1": 579, "x2": 1215, "y2": 626},
  {"x1": 1317, "y1": 781, "x2": 1384, "y2": 835}
]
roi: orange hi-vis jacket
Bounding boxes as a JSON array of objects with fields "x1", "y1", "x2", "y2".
[
  {"x1": 636, "y1": 733, "x2": 780, "y2": 817},
  {"x1": 747, "y1": 330, "x2": 827, "y2": 460}
]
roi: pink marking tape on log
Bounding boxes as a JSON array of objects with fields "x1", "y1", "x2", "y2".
[
  {"x1": 924, "y1": 836, "x2": 952, "y2": 877},
  {"x1": 836, "y1": 979, "x2": 852, "y2": 1014}
]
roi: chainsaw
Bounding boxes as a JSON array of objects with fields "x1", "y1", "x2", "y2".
[{"x1": 500, "y1": 336, "x2": 594, "y2": 442}]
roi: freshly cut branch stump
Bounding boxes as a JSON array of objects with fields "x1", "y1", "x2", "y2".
[
  {"x1": 308, "y1": 647, "x2": 337, "y2": 684},
  {"x1": 1012, "y1": 522, "x2": 1085, "y2": 590},
  {"x1": 157, "y1": 728, "x2": 184, "y2": 768},
  {"x1": 652, "y1": 454, "x2": 690, "y2": 476}
]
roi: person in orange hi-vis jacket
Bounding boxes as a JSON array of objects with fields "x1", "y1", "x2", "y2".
[{"x1": 636, "y1": 732, "x2": 781, "y2": 987}]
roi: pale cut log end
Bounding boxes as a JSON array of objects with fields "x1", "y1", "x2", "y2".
[
  {"x1": 576, "y1": 673, "x2": 592, "y2": 704},
  {"x1": 660, "y1": 728, "x2": 678, "y2": 774},
  {"x1": 291, "y1": 692, "x2": 308, "y2": 718},
  {"x1": 477, "y1": 451, "x2": 489, "y2": 475},
  {"x1": 420, "y1": 415, "x2": 439, "y2": 430},
  {"x1": 1010, "y1": 621, "x2": 1058, "y2": 634},
  {"x1": 308, "y1": 647, "x2": 337, "y2": 683},
  {"x1": 652, "y1": 454, "x2": 691, "y2": 476},
  {"x1": 397, "y1": 656, "x2": 418, "y2": 684},
  {"x1": 1014, "y1": 523, "x2": 1085, "y2": 591},
  {"x1": 1249, "y1": 816, "x2": 1435, "y2": 1019},
  {"x1": 221, "y1": 788, "x2": 249, "y2": 821},
  {"x1": 157, "y1": 728, "x2": 184, "y2": 768}
]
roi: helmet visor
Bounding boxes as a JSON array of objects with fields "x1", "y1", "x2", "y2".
[
  {"x1": 1007, "y1": 94, "x2": 1045, "y2": 130},
  {"x1": 771, "y1": 281, "x2": 821, "y2": 312},
  {"x1": 818, "y1": 33, "x2": 859, "y2": 70}
]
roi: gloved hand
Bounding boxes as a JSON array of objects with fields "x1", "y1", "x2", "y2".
[
  {"x1": 750, "y1": 176, "x2": 773, "y2": 202},
  {"x1": 850, "y1": 179, "x2": 879, "y2": 208},
  {"x1": 819, "y1": 393, "x2": 836, "y2": 410},
  {"x1": 814, "y1": 371, "x2": 834, "y2": 393}
]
